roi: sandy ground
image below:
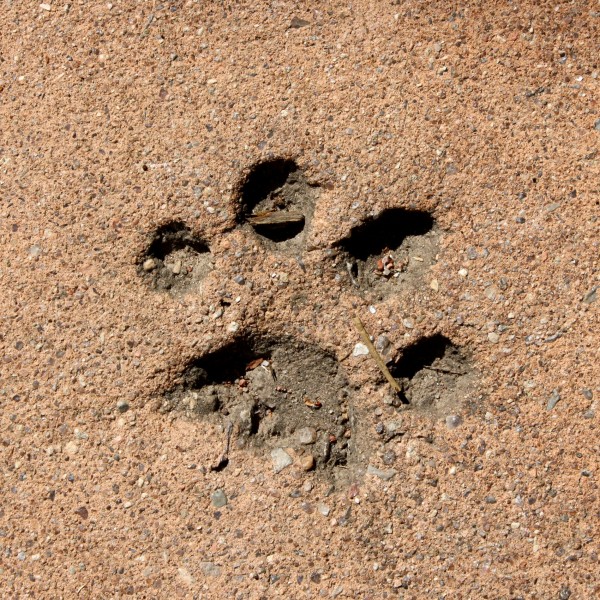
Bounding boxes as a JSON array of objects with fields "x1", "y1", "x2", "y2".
[{"x1": 1, "y1": 1, "x2": 599, "y2": 598}]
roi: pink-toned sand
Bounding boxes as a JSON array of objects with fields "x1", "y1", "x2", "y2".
[{"x1": 1, "y1": 1, "x2": 598, "y2": 598}]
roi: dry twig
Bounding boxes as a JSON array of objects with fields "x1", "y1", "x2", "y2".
[{"x1": 352, "y1": 316, "x2": 402, "y2": 395}]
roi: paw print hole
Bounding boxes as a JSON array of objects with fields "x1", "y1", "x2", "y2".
[
  {"x1": 139, "y1": 221, "x2": 212, "y2": 294},
  {"x1": 160, "y1": 334, "x2": 355, "y2": 475},
  {"x1": 237, "y1": 158, "x2": 317, "y2": 249},
  {"x1": 334, "y1": 208, "x2": 437, "y2": 295},
  {"x1": 390, "y1": 334, "x2": 476, "y2": 417}
]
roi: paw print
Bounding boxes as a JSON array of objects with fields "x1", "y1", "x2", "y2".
[{"x1": 138, "y1": 157, "x2": 476, "y2": 484}]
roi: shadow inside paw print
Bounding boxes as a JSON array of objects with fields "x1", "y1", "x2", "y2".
[
  {"x1": 138, "y1": 221, "x2": 213, "y2": 294},
  {"x1": 161, "y1": 334, "x2": 355, "y2": 477},
  {"x1": 333, "y1": 207, "x2": 438, "y2": 297},
  {"x1": 390, "y1": 334, "x2": 477, "y2": 416},
  {"x1": 237, "y1": 157, "x2": 318, "y2": 250}
]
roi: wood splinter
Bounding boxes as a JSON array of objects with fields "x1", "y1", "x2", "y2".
[
  {"x1": 352, "y1": 315, "x2": 403, "y2": 396},
  {"x1": 248, "y1": 210, "x2": 305, "y2": 228}
]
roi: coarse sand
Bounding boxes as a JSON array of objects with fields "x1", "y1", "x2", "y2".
[{"x1": 0, "y1": 1, "x2": 598, "y2": 598}]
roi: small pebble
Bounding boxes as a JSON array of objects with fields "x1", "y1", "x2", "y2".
[
  {"x1": 142, "y1": 258, "x2": 157, "y2": 272},
  {"x1": 178, "y1": 567, "x2": 195, "y2": 585},
  {"x1": 367, "y1": 464, "x2": 397, "y2": 481},
  {"x1": 318, "y1": 503, "x2": 330, "y2": 517},
  {"x1": 116, "y1": 399, "x2": 129, "y2": 413},
  {"x1": 582, "y1": 286, "x2": 597, "y2": 304},
  {"x1": 200, "y1": 562, "x2": 221, "y2": 577},
  {"x1": 64, "y1": 441, "x2": 78, "y2": 455},
  {"x1": 352, "y1": 343, "x2": 369, "y2": 357},
  {"x1": 595, "y1": 119, "x2": 600, "y2": 131},
  {"x1": 385, "y1": 420, "x2": 403, "y2": 436},
  {"x1": 271, "y1": 448, "x2": 293, "y2": 473},
  {"x1": 582, "y1": 389, "x2": 593, "y2": 400},
  {"x1": 298, "y1": 455, "x2": 315, "y2": 471},
  {"x1": 488, "y1": 332, "x2": 500, "y2": 344},
  {"x1": 466, "y1": 247, "x2": 478, "y2": 260},
  {"x1": 458, "y1": 268, "x2": 468, "y2": 277},
  {"x1": 234, "y1": 275, "x2": 245, "y2": 285},
  {"x1": 375, "y1": 335, "x2": 391, "y2": 354},
  {"x1": 227, "y1": 321, "x2": 239, "y2": 333},
  {"x1": 211, "y1": 489, "x2": 227, "y2": 508},
  {"x1": 296, "y1": 427, "x2": 317, "y2": 444},
  {"x1": 75, "y1": 506, "x2": 89, "y2": 519},
  {"x1": 546, "y1": 390, "x2": 561, "y2": 411},
  {"x1": 446, "y1": 415, "x2": 462, "y2": 429},
  {"x1": 484, "y1": 285, "x2": 499, "y2": 301},
  {"x1": 382, "y1": 450, "x2": 396, "y2": 465},
  {"x1": 559, "y1": 585, "x2": 572, "y2": 600}
]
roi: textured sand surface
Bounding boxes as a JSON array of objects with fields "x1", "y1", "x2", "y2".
[{"x1": 1, "y1": 1, "x2": 599, "y2": 598}]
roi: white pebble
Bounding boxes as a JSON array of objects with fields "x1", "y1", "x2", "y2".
[
  {"x1": 352, "y1": 343, "x2": 369, "y2": 357},
  {"x1": 318, "y1": 503, "x2": 330, "y2": 516},
  {"x1": 271, "y1": 448, "x2": 293, "y2": 473},
  {"x1": 142, "y1": 258, "x2": 156, "y2": 272},
  {"x1": 64, "y1": 441, "x2": 78, "y2": 455}
]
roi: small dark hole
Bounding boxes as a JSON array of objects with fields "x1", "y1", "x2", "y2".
[
  {"x1": 336, "y1": 208, "x2": 434, "y2": 261},
  {"x1": 239, "y1": 158, "x2": 298, "y2": 215},
  {"x1": 390, "y1": 334, "x2": 452, "y2": 380},
  {"x1": 238, "y1": 158, "x2": 311, "y2": 243},
  {"x1": 147, "y1": 221, "x2": 209, "y2": 260},
  {"x1": 249, "y1": 405, "x2": 261, "y2": 435},
  {"x1": 210, "y1": 458, "x2": 229, "y2": 472},
  {"x1": 251, "y1": 218, "x2": 305, "y2": 242},
  {"x1": 183, "y1": 338, "x2": 267, "y2": 386}
]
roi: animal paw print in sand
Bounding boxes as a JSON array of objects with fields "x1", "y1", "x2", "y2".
[{"x1": 139, "y1": 157, "x2": 476, "y2": 483}]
